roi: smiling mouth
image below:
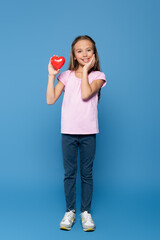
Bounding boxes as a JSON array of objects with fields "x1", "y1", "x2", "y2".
[{"x1": 82, "y1": 58, "x2": 89, "y2": 63}]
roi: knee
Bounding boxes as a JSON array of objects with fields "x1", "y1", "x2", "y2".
[
  {"x1": 80, "y1": 167, "x2": 93, "y2": 180},
  {"x1": 64, "y1": 166, "x2": 77, "y2": 179}
]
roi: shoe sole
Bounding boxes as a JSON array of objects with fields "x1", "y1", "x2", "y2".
[
  {"x1": 60, "y1": 219, "x2": 75, "y2": 231},
  {"x1": 83, "y1": 228, "x2": 95, "y2": 232},
  {"x1": 60, "y1": 226, "x2": 71, "y2": 231}
]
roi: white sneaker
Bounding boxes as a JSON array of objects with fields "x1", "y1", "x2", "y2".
[
  {"x1": 60, "y1": 210, "x2": 76, "y2": 230},
  {"x1": 81, "y1": 211, "x2": 95, "y2": 231}
]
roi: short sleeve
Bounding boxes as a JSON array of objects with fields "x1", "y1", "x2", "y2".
[
  {"x1": 90, "y1": 71, "x2": 107, "y2": 88},
  {"x1": 57, "y1": 70, "x2": 71, "y2": 86}
]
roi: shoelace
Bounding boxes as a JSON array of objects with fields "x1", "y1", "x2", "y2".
[
  {"x1": 63, "y1": 211, "x2": 74, "y2": 221},
  {"x1": 81, "y1": 211, "x2": 93, "y2": 222}
]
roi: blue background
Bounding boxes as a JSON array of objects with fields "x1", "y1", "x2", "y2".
[{"x1": 0, "y1": 0, "x2": 160, "y2": 239}]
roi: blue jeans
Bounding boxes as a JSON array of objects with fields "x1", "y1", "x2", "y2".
[{"x1": 62, "y1": 134, "x2": 96, "y2": 213}]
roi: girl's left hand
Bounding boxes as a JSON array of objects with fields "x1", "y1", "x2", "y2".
[{"x1": 83, "y1": 54, "x2": 95, "y2": 72}]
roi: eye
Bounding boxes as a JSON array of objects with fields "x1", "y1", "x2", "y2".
[
  {"x1": 87, "y1": 49, "x2": 91, "y2": 52},
  {"x1": 77, "y1": 50, "x2": 82, "y2": 53}
]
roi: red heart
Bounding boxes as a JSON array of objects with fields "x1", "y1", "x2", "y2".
[{"x1": 51, "y1": 56, "x2": 65, "y2": 70}]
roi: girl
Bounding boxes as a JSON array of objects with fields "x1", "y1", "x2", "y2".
[{"x1": 46, "y1": 35, "x2": 106, "y2": 231}]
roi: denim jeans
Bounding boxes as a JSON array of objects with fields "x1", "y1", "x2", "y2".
[{"x1": 62, "y1": 134, "x2": 96, "y2": 213}]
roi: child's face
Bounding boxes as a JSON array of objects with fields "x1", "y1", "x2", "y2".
[{"x1": 74, "y1": 40, "x2": 94, "y2": 68}]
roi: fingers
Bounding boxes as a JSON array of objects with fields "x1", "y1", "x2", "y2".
[
  {"x1": 90, "y1": 54, "x2": 95, "y2": 63},
  {"x1": 51, "y1": 54, "x2": 59, "y2": 58},
  {"x1": 92, "y1": 54, "x2": 95, "y2": 61},
  {"x1": 89, "y1": 54, "x2": 95, "y2": 65},
  {"x1": 92, "y1": 54, "x2": 95, "y2": 64}
]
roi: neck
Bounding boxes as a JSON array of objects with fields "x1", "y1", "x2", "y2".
[{"x1": 75, "y1": 66, "x2": 83, "y2": 73}]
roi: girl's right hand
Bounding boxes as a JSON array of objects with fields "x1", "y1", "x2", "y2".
[{"x1": 48, "y1": 55, "x2": 60, "y2": 76}]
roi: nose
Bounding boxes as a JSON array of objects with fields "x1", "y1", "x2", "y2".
[{"x1": 83, "y1": 51, "x2": 87, "y2": 57}]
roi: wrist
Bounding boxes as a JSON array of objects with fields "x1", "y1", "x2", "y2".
[
  {"x1": 48, "y1": 73, "x2": 56, "y2": 77},
  {"x1": 82, "y1": 68, "x2": 89, "y2": 76},
  {"x1": 48, "y1": 74, "x2": 56, "y2": 81},
  {"x1": 83, "y1": 67, "x2": 89, "y2": 73}
]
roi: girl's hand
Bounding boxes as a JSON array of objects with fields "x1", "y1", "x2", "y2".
[
  {"x1": 48, "y1": 55, "x2": 60, "y2": 76},
  {"x1": 83, "y1": 54, "x2": 95, "y2": 72}
]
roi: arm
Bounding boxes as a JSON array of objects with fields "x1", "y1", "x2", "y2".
[
  {"x1": 81, "y1": 69, "x2": 105, "y2": 100},
  {"x1": 46, "y1": 57, "x2": 65, "y2": 105},
  {"x1": 46, "y1": 76, "x2": 64, "y2": 105},
  {"x1": 81, "y1": 54, "x2": 105, "y2": 100}
]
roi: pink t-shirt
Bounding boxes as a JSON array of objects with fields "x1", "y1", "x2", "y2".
[{"x1": 57, "y1": 70, "x2": 106, "y2": 134}]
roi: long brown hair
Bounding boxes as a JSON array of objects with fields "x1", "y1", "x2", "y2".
[{"x1": 68, "y1": 35, "x2": 102, "y2": 101}]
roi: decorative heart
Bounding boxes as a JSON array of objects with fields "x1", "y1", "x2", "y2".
[{"x1": 51, "y1": 56, "x2": 65, "y2": 70}]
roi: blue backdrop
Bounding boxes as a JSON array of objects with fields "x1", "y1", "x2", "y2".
[{"x1": 0, "y1": 0, "x2": 160, "y2": 239}]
